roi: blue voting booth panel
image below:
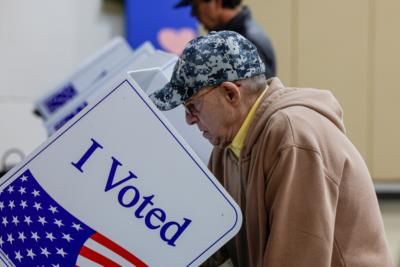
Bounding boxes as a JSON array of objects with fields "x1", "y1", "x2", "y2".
[{"x1": 125, "y1": 0, "x2": 198, "y2": 54}]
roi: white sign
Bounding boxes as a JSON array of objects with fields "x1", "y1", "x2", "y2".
[{"x1": 0, "y1": 78, "x2": 242, "y2": 266}]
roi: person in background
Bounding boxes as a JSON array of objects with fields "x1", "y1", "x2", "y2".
[
  {"x1": 174, "y1": 0, "x2": 276, "y2": 79},
  {"x1": 149, "y1": 31, "x2": 393, "y2": 267}
]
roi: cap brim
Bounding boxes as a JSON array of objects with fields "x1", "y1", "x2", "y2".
[
  {"x1": 174, "y1": 0, "x2": 192, "y2": 8},
  {"x1": 148, "y1": 83, "x2": 184, "y2": 111}
]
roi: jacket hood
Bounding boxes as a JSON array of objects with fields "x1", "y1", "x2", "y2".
[{"x1": 243, "y1": 77, "x2": 345, "y2": 156}]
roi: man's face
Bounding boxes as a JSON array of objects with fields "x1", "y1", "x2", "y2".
[
  {"x1": 184, "y1": 85, "x2": 236, "y2": 146},
  {"x1": 190, "y1": 0, "x2": 221, "y2": 30}
]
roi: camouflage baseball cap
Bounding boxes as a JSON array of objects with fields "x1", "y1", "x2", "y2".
[{"x1": 149, "y1": 30, "x2": 266, "y2": 111}]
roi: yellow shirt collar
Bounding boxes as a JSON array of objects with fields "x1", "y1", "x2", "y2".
[{"x1": 229, "y1": 88, "x2": 268, "y2": 157}]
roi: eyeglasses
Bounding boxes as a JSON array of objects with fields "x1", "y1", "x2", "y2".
[{"x1": 184, "y1": 86, "x2": 218, "y2": 116}]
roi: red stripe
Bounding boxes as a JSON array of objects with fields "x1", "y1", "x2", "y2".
[
  {"x1": 79, "y1": 245, "x2": 121, "y2": 267},
  {"x1": 91, "y1": 232, "x2": 148, "y2": 267}
]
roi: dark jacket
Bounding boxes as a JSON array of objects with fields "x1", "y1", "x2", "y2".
[{"x1": 216, "y1": 6, "x2": 276, "y2": 78}]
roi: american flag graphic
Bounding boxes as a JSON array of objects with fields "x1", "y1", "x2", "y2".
[{"x1": 0, "y1": 169, "x2": 148, "y2": 267}]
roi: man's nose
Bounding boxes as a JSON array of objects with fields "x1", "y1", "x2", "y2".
[{"x1": 185, "y1": 111, "x2": 198, "y2": 125}]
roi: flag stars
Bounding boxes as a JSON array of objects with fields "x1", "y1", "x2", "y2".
[
  {"x1": 0, "y1": 236, "x2": 4, "y2": 247},
  {"x1": 33, "y1": 202, "x2": 42, "y2": 211},
  {"x1": 38, "y1": 216, "x2": 47, "y2": 225},
  {"x1": 52, "y1": 264, "x2": 60, "y2": 267},
  {"x1": 20, "y1": 200, "x2": 28, "y2": 209},
  {"x1": 49, "y1": 205, "x2": 59, "y2": 214},
  {"x1": 45, "y1": 232, "x2": 56, "y2": 242},
  {"x1": 2, "y1": 217, "x2": 8, "y2": 227},
  {"x1": 18, "y1": 232, "x2": 27, "y2": 242},
  {"x1": 7, "y1": 233, "x2": 14, "y2": 244},
  {"x1": 61, "y1": 233, "x2": 73, "y2": 242},
  {"x1": 54, "y1": 218, "x2": 64, "y2": 228},
  {"x1": 72, "y1": 222, "x2": 82, "y2": 231},
  {"x1": 24, "y1": 216, "x2": 32, "y2": 226},
  {"x1": 15, "y1": 250, "x2": 23, "y2": 262},
  {"x1": 7, "y1": 186, "x2": 14, "y2": 194},
  {"x1": 56, "y1": 247, "x2": 67, "y2": 258},
  {"x1": 31, "y1": 232, "x2": 40, "y2": 242},
  {"x1": 18, "y1": 186, "x2": 26, "y2": 195},
  {"x1": 20, "y1": 174, "x2": 29, "y2": 182},
  {"x1": 26, "y1": 248, "x2": 36, "y2": 259},
  {"x1": 8, "y1": 200, "x2": 15, "y2": 210},
  {"x1": 40, "y1": 247, "x2": 51, "y2": 258},
  {"x1": 32, "y1": 189, "x2": 40, "y2": 197},
  {"x1": 0, "y1": 201, "x2": 4, "y2": 211},
  {"x1": 12, "y1": 216, "x2": 19, "y2": 226}
]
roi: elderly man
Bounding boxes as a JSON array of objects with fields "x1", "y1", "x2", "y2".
[{"x1": 149, "y1": 31, "x2": 393, "y2": 267}]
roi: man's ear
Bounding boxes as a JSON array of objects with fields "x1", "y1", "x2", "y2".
[{"x1": 220, "y1": 81, "x2": 241, "y2": 106}]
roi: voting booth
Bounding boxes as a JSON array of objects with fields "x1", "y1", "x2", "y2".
[
  {"x1": 0, "y1": 75, "x2": 242, "y2": 267},
  {"x1": 34, "y1": 37, "x2": 136, "y2": 120},
  {"x1": 0, "y1": 38, "x2": 240, "y2": 266},
  {"x1": 35, "y1": 37, "x2": 212, "y2": 164}
]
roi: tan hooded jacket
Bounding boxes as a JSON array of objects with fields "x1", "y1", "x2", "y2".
[{"x1": 208, "y1": 78, "x2": 393, "y2": 267}]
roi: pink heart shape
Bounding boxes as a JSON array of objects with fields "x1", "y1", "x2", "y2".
[{"x1": 158, "y1": 28, "x2": 197, "y2": 55}]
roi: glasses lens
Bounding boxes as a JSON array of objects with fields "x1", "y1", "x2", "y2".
[
  {"x1": 184, "y1": 86, "x2": 217, "y2": 116},
  {"x1": 185, "y1": 102, "x2": 196, "y2": 116}
]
